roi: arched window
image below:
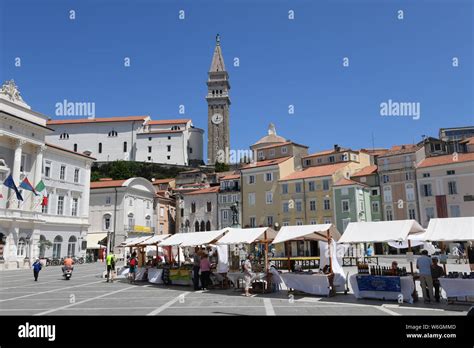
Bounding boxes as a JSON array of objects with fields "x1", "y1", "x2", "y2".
[
  {"x1": 38, "y1": 235, "x2": 46, "y2": 258},
  {"x1": 145, "y1": 215, "x2": 151, "y2": 228},
  {"x1": 53, "y1": 236, "x2": 63, "y2": 259},
  {"x1": 108, "y1": 130, "x2": 118, "y2": 137},
  {"x1": 73, "y1": 144, "x2": 77, "y2": 152},
  {"x1": 103, "y1": 214, "x2": 111, "y2": 230},
  {"x1": 60, "y1": 133, "x2": 69, "y2": 140},
  {"x1": 68, "y1": 236, "x2": 77, "y2": 257},
  {"x1": 98, "y1": 143, "x2": 102, "y2": 154},
  {"x1": 191, "y1": 202, "x2": 196, "y2": 213},
  {"x1": 195, "y1": 221, "x2": 200, "y2": 232},
  {"x1": 128, "y1": 213, "x2": 134, "y2": 228},
  {"x1": 17, "y1": 237, "x2": 26, "y2": 257},
  {"x1": 206, "y1": 221, "x2": 211, "y2": 231},
  {"x1": 171, "y1": 126, "x2": 181, "y2": 131},
  {"x1": 123, "y1": 141, "x2": 127, "y2": 153},
  {"x1": 200, "y1": 221, "x2": 205, "y2": 232},
  {"x1": 207, "y1": 201, "x2": 212, "y2": 212}
]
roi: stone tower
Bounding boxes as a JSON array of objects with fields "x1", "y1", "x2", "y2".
[{"x1": 206, "y1": 34, "x2": 230, "y2": 165}]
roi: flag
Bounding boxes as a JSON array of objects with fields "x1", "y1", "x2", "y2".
[
  {"x1": 41, "y1": 194, "x2": 48, "y2": 207},
  {"x1": 35, "y1": 180, "x2": 45, "y2": 193},
  {"x1": 3, "y1": 175, "x2": 23, "y2": 201},
  {"x1": 19, "y1": 177, "x2": 38, "y2": 195}
]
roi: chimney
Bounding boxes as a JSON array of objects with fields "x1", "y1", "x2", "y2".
[{"x1": 334, "y1": 144, "x2": 340, "y2": 152}]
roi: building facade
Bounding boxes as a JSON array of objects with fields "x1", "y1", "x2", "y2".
[
  {"x1": 0, "y1": 80, "x2": 94, "y2": 269},
  {"x1": 217, "y1": 173, "x2": 241, "y2": 228},
  {"x1": 181, "y1": 186, "x2": 220, "y2": 232}
]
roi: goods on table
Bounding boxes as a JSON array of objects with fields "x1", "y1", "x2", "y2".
[
  {"x1": 445, "y1": 272, "x2": 474, "y2": 279},
  {"x1": 370, "y1": 265, "x2": 408, "y2": 276},
  {"x1": 357, "y1": 263, "x2": 369, "y2": 274}
]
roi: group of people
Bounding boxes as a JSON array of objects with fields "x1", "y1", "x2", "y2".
[
  {"x1": 192, "y1": 247, "x2": 213, "y2": 291},
  {"x1": 453, "y1": 241, "x2": 474, "y2": 270},
  {"x1": 416, "y1": 250, "x2": 446, "y2": 303}
]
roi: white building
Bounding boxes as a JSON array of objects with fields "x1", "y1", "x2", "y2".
[
  {"x1": 0, "y1": 80, "x2": 94, "y2": 269},
  {"x1": 181, "y1": 186, "x2": 219, "y2": 233},
  {"x1": 88, "y1": 177, "x2": 156, "y2": 255},
  {"x1": 46, "y1": 116, "x2": 204, "y2": 166},
  {"x1": 217, "y1": 173, "x2": 242, "y2": 228}
]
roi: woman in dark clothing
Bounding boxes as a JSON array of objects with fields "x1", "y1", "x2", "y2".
[
  {"x1": 32, "y1": 259, "x2": 42, "y2": 281},
  {"x1": 467, "y1": 241, "x2": 474, "y2": 271}
]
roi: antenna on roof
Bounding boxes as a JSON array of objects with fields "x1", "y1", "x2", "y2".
[{"x1": 371, "y1": 132, "x2": 375, "y2": 151}]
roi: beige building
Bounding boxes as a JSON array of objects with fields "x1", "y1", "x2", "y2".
[
  {"x1": 416, "y1": 152, "x2": 474, "y2": 227},
  {"x1": 302, "y1": 145, "x2": 372, "y2": 169},
  {"x1": 155, "y1": 191, "x2": 176, "y2": 235},
  {"x1": 241, "y1": 157, "x2": 295, "y2": 228}
]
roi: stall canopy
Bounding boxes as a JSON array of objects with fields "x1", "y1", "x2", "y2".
[
  {"x1": 158, "y1": 230, "x2": 227, "y2": 247},
  {"x1": 138, "y1": 234, "x2": 171, "y2": 246},
  {"x1": 424, "y1": 217, "x2": 474, "y2": 241},
  {"x1": 216, "y1": 227, "x2": 277, "y2": 245},
  {"x1": 338, "y1": 220, "x2": 424, "y2": 243},
  {"x1": 272, "y1": 224, "x2": 341, "y2": 244},
  {"x1": 86, "y1": 233, "x2": 107, "y2": 249},
  {"x1": 123, "y1": 236, "x2": 153, "y2": 247}
]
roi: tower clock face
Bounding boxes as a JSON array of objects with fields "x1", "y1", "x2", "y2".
[{"x1": 212, "y1": 113, "x2": 223, "y2": 125}]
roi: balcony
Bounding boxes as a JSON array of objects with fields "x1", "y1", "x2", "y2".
[{"x1": 0, "y1": 208, "x2": 44, "y2": 222}]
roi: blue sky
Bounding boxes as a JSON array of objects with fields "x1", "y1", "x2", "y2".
[{"x1": 1, "y1": 0, "x2": 473, "y2": 158}]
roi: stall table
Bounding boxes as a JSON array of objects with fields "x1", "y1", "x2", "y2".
[
  {"x1": 439, "y1": 278, "x2": 474, "y2": 302},
  {"x1": 226, "y1": 272, "x2": 266, "y2": 290},
  {"x1": 350, "y1": 274, "x2": 414, "y2": 303},
  {"x1": 281, "y1": 272, "x2": 346, "y2": 296},
  {"x1": 147, "y1": 268, "x2": 164, "y2": 284}
]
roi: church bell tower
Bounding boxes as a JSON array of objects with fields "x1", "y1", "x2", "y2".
[{"x1": 206, "y1": 34, "x2": 230, "y2": 165}]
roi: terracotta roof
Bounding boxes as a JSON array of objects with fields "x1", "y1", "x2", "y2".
[
  {"x1": 45, "y1": 143, "x2": 96, "y2": 160},
  {"x1": 360, "y1": 148, "x2": 389, "y2": 156},
  {"x1": 47, "y1": 116, "x2": 148, "y2": 125},
  {"x1": 137, "y1": 130, "x2": 183, "y2": 135},
  {"x1": 185, "y1": 186, "x2": 220, "y2": 195},
  {"x1": 417, "y1": 153, "x2": 474, "y2": 168},
  {"x1": 152, "y1": 178, "x2": 175, "y2": 184},
  {"x1": 460, "y1": 137, "x2": 474, "y2": 145},
  {"x1": 280, "y1": 162, "x2": 349, "y2": 181},
  {"x1": 148, "y1": 119, "x2": 190, "y2": 125},
  {"x1": 220, "y1": 174, "x2": 240, "y2": 180},
  {"x1": 379, "y1": 144, "x2": 420, "y2": 157},
  {"x1": 334, "y1": 177, "x2": 368, "y2": 187},
  {"x1": 351, "y1": 165, "x2": 378, "y2": 177},
  {"x1": 241, "y1": 156, "x2": 292, "y2": 170},
  {"x1": 303, "y1": 148, "x2": 351, "y2": 159},
  {"x1": 90, "y1": 179, "x2": 127, "y2": 189},
  {"x1": 256, "y1": 141, "x2": 308, "y2": 151}
]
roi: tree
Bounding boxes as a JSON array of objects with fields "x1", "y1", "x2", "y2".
[{"x1": 214, "y1": 161, "x2": 229, "y2": 172}]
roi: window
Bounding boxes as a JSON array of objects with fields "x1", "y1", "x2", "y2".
[
  {"x1": 324, "y1": 199, "x2": 330, "y2": 210},
  {"x1": 207, "y1": 201, "x2": 212, "y2": 212},
  {"x1": 42, "y1": 194, "x2": 49, "y2": 214},
  {"x1": 359, "y1": 200, "x2": 365, "y2": 212},
  {"x1": 283, "y1": 202, "x2": 289, "y2": 213},
  {"x1": 281, "y1": 147, "x2": 288, "y2": 154},
  {"x1": 405, "y1": 172, "x2": 413, "y2": 180},
  {"x1": 105, "y1": 196, "x2": 111, "y2": 205},
  {"x1": 329, "y1": 156, "x2": 335, "y2": 163},
  {"x1": 45, "y1": 161, "x2": 51, "y2": 178},
  {"x1": 309, "y1": 200, "x2": 316, "y2": 211},
  {"x1": 371, "y1": 188, "x2": 379, "y2": 196},
  {"x1": 145, "y1": 215, "x2": 151, "y2": 228},
  {"x1": 447, "y1": 170, "x2": 455, "y2": 175},
  {"x1": 342, "y1": 200, "x2": 350, "y2": 212},
  {"x1": 98, "y1": 143, "x2": 102, "y2": 153},
  {"x1": 248, "y1": 193, "x2": 255, "y2": 206},
  {"x1": 73, "y1": 144, "x2": 77, "y2": 152},
  {"x1": 191, "y1": 202, "x2": 196, "y2": 213},
  {"x1": 425, "y1": 207, "x2": 435, "y2": 222},
  {"x1": 248, "y1": 175, "x2": 255, "y2": 184},
  {"x1": 406, "y1": 184, "x2": 415, "y2": 201},
  {"x1": 422, "y1": 173, "x2": 430, "y2": 178},
  {"x1": 382, "y1": 175, "x2": 390, "y2": 183},
  {"x1": 324, "y1": 218, "x2": 332, "y2": 224},
  {"x1": 103, "y1": 214, "x2": 111, "y2": 230},
  {"x1": 167, "y1": 156, "x2": 170, "y2": 160},
  {"x1": 422, "y1": 184, "x2": 432, "y2": 197},
  {"x1": 371, "y1": 201, "x2": 379, "y2": 213},
  {"x1": 57, "y1": 196, "x2": 64, "y2": 215},
  {"x1": 282, "y1": 183, "x2": 288, "y2": 194},
  {"x1": 448, "y1": 181, "x2": 457, "y2": 195},
  {"x1": 206, "y1": 221, "x2": 211, "y2": 231},
  {"x1": 283, "y1": 221, "x2": 290, "y2": 226},
  {"x1": 71, "y1": 198, "x2": 79, "y2": 216},
  {"x1": 266, "y1": 191, "x2": 273, "y2": 204},
  {"x1": 180, "y1": 208, "x2": 184, "y2": 217},
  {"x1": 296, "y1": 220, "x2": 303, "y2": 226},
  {"x1": 382, "y1": 158, "x2": 389, "y2": 170},
  {"x1": 160, "y1": 207, "x2": 165, "y2": 217},
  {"x1": 67, "y1": 236, "x2": 77, "y2": 257},
  {"x1": 269, "y1": 149, "x2": 275, "y2": 157},
  {"x1": 195, "y1": 221, "x2": 200, "y2": 232},
  {"x1": 304, "y1": 159, "x2": 311, "y2": 166},
  {"x1": 265, "y1": 173, "x2": 273, "y2": 182},
  {"x1": 128, "y1": 213, "x2": 134, "y2": 228},
  {"x1": 222, "y1": 195, "x2": 227, "y2": 203},
  {"x1": 223, "y1": 210, "x2": 228, "y2": 221},
  {"x1": 385, "y1": 206, "x2": 393, "y2": 221},
  {"x1": 296, "y1": 200, "x2": 302, "y2": 212},
  {"x1": 148, "y1": 137, "x2": 152, "y2": 141},
  {"x1": 60, "y1": 166, "x2": 66, "y2": 180},
  {"x1": 74, "y1": 168, "x2": 80, "y2": 183},
  {"x1": 295, "y1": 182, "x2": 302, "y2": 193},
  {"x1": 322, "y1": 179, "x2": 330, "y2": 191},
  {"x1": 249, "y1": 217, "x2": 256, "y2": 228},
  {"x1": 408, "y1": 205, "x2": 416, "y2": 220},
  {"x1": 267, "y1": 216, "x2": 273, "y2": 227},
  {"x1": 383, "y1": 186, "x2": 392, "y2": 202},
  {"x1": 108, "y1": 130, "x2": 118, "y2": 137},
  {"x1": 52, "y1": 236, "x2": 62, "y2": 258},
  {"x1": 341, "y1": 187, "x2": 349, "y2": 196},
  {"x1": 308, "y1": 181, "x2": 315, "y2": 192},
  {"x1": 17, "y1": 238, "x2": 26, "y2": 257},
  {"x1": 449, "y1": 205, "x2": 461, "y2": 217},
  {"x1": 258, "y1": 151, "x2": 264, "y2": 160},
  {"x1": 310, "y1": 219, "x2": 317, "y2": 225},
  {"x1": 59, "y1": 132, "x2": 69, "y2": 140},
  {"x1": 405, "y1": 156, "x2": 411, "y2": 168},
  {"x1": 167, "y1": 145, "x2": 171, "y2": 152},
  {"x1": 189, "y1": 147, "x2": 193, "y2": 153},
  {"x1": 317, "y1": 158, "x2": 322, "y2": 164},
  {"x1": 129, "y1": 198, "x2": 133, "y2": 206}
]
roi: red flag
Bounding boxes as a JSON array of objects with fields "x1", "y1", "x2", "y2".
[{"x1": 41, "y1": 196, "x2": 48, "y2": 207}]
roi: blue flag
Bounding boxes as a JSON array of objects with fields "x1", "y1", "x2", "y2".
[{"x1": 3, "y1": 174, "x2": 23, "y2": 201}]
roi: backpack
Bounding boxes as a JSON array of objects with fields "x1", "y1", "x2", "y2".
[{"x1": 130, "y1": 258, "x2": 137, "y2": 267}]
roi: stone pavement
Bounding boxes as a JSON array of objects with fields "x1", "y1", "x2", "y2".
[{"x1": 0, "y1": 261, "x2": 470, "y2": 316}]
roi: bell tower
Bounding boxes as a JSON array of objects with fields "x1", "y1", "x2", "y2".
[{"x1": 206, "y1": 34, "x2": 230, "y2": 165}]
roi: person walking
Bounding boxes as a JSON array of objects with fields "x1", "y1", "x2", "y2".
[
  {"x1": 430, "y1": 257, "x2": 445, "y2": 303},
  {"x1": 129, "y1": 252, "x2": 138, "y2": 284},
  {"x1": 417, "y1": 250, "x2": 434, "y2": 303},
  {"x1": 243, "y1": 254, "x2": 256, "y2": 297},
  {"x1": 467, "y1": 241, "x2": 474, "y2": 271},
  {"x1": 106, "y1": 252, "x2": 116, "y2": 283},
  {"x1": 199, "y1": 253, "x2": 211, "y2": 290},
  {"x1": 192, "y1": 247, "x2": 201, "y2": 290},
  {"x1": 32, "y1": 259, "x2": 42, "y2": 281}
]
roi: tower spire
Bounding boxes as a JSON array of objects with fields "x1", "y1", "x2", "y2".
[{"x1": 209, "y1": 34, "x2": 226, "y2": 72}]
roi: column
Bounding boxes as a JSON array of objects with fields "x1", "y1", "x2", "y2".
[
  {"x1": 32, "y1": 144, "x2": 47, "y2": 211},
  {"x1": 81, "y1": 162, "x2": 91, "y2": 218},
  {"x1": 9, "y1": 139, "x2": 26, "y2": 208}
]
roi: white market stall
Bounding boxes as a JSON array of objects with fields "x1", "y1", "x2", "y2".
[
  {"x1": 339, "y1": 220, "x2": 425, "y2": 303},
  {"x1": 217, "y1": 227, "x2": 277, "y2": 292},
  {"x1": 137, "y1": 234, "x2": 171, "y2": 284},
  {"x1": 424, "y1": 217, "x2": 474, "y2": 302},
  {"x1": 272, "y1": 224, "x2": 346, "y2": 296}
]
